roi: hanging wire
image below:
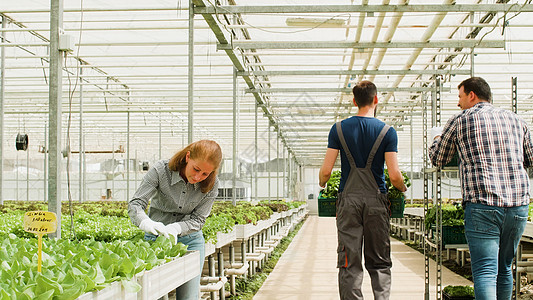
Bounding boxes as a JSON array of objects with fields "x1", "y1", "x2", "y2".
[{"x1": 456, "y1": 0, "x2": 532, "y2": 69}]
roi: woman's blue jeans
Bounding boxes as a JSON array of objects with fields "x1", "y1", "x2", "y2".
[
  {"x1": 145, "y1": 231, "x2": 205, "y2": 300},
  {"x1": 464, "y1": 202, "x2": 528, "y2": 300}
]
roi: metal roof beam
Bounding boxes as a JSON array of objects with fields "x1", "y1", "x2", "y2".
[
  {"x1": 196, "y1": 4, "x2": 533, "y2": 14},
  {"x1": 238, "y1": 69, "x2": 471, "y2": 76},
  {"x1": 246, "y1": 87, "x2": 448, "y2": 93},
  {"x1": 218, "y1": 40, "x2": 505, "y2": 50}
]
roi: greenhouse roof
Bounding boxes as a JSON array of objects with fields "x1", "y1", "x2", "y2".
[{"x1": 2, "y1": 0, "x2": 533, "y2": 168}]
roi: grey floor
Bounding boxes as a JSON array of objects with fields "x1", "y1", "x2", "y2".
[{"x1": 253, "y1": 215, "x2": 472, "y2": 300}]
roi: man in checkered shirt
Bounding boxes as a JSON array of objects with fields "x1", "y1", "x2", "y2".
[{"x1": 429, "y1": 77, "x2": 533, "y2": 300}]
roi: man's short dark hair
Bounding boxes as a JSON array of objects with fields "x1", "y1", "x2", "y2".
[
  {"x1": 352, "y1": 80, "x2": 377, "y2": 108},
  {"x1": 458, "y1": 77, "x2": 492, "y2": 102}
]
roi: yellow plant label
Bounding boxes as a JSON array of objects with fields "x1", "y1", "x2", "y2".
[{"x1": 23, "y1": 211, "x2": 57, "y2": 234}]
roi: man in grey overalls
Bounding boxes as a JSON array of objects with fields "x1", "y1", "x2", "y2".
[{"x1": 320, "y1": 80, "x2": 407, "y2": 300}]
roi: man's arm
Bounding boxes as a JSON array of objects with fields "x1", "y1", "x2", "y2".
[
  {"x1": 429, "y1": 116, "x2": 458, "y2": 167},
  {"x1": 384, "y1": 152, "x2": 407, "y2": 192},
  {"x1": 523, "y1": 121, "x2": 533, "y2": 168},
  {"x1": 319, "y1": 148, "x2": 339, "y2": 188}
]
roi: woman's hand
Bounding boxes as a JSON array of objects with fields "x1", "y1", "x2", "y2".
[
  {"x1": 165, "y1": 223, "x2": 182, "y2": 243},
  {"x1": 139, "y1": 219, "x2": 168, "y2": 236}
]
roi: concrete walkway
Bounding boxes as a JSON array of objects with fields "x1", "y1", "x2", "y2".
[{"x1": 253, "y1": 215, "x2": 472, "y2": 300}]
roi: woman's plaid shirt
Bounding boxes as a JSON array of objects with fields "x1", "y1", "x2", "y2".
[{"x1": 429, "y1": 102, "x2": 533, "y2": 207}]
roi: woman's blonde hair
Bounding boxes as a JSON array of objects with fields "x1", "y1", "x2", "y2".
[{"x1": 168, "y1": 140, "x2": 222, "y2": 193}]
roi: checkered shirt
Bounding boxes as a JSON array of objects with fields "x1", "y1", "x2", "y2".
[{"x1": 429, "y1": 102, "x2": 533, "y2": 207}]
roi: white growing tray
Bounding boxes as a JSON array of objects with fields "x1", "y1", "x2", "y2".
[
  {"x1": 77, "y1": 251, "x2": 200, "y2": 300},
  {"x1": 215, "y1": 229, "x2": 236, "y2": 248},
  {"x1": 138, "y1": 250, "x2": 200, "y2": 300}
]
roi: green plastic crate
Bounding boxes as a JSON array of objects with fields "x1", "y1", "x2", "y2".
[
  {"x1": 432, "y1": 225, "x2": 467, "y2": 246},
  {"x1": 318, "y1": 197, "x2": 336, "y2": 217},
  {"x1": 442, "y1": 291, "x2": 474, "y2": 300},
  {"x1": 389, "y1": 197, "x2": 405, "y2": 218}
]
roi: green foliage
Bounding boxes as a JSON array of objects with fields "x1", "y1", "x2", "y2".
[
  {"x1": 424, "y1": 204, "x2": 465, "y2": 230},
  {"x1": 0, "y1": 233, "x2": 187, "y2": 299},
  {"x1": 63, "y1": 211, "x2": 144, "y2": 242},
  {"x1": 443, "y1": 285, "x2": 475, "y2": 297},
  {"x1": 320, "y1": 170, "x2": 341, "y2": 199},
  {"x1": 209, "y1": 201, "x2": 275, "y2": 226},
  {"x1": 285, "y1": 201, "x2": 306, "y2": 209},
  {"x1": 202, "y1": 214, "x2": 235, "y2": 244},
  {"x1": 384, "y1": 169, "x2": 411, "y2": 200},
  {"x1": 258, "y1": 201, "x2": 288, "y2": 212},
  {"x1": 0, "y1": 210, "x2": 143, "y2": 242},
  {"x1": 0, "y1": 200, "x2": 128, "y2": 217}
]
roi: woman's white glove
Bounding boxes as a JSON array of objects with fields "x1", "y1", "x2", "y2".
[
  {"x1": 139, "y1": 219, "x2": 168, "y2": 236},
  {"x1": 165, "y1": 223, "x2": 182, "y2": 243}
]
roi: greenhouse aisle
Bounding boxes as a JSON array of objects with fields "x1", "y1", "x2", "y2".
[{"x1": 253, "y1": 215, "x2": 472, "y2": 300}]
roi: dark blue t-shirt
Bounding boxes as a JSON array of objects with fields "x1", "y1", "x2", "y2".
[{"x1": 328, "y1": 116, "x2": 398, "y2": 193}]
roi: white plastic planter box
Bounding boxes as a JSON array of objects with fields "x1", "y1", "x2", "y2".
[
  {"x1": 235, "y1": 223, "x2": 256, "y2": 239},
  {"x1": 205, "y1": 242, "x2": 216, "y2": 256},
  {"x1": 138, "y1": 250, "x2": 200, "y2": 300},
  {"x1": 215, "y1": 229, "x2": 236, "y2": 248},
  {"x1": 77, "y1": 280, "x2": 137, "y2": 300},
  {"x1": 77, "y1": 251, "x2": 200, "y2": 300},
  {"x1": 256, "y1": 220, "x2": 269, "y2": 232}
]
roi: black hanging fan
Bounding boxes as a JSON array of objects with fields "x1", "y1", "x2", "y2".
[{"x1": 16, "y1": 133, "x2": 29, "y2": 151}]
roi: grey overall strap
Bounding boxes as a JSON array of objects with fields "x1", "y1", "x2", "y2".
[
  {"x1": 366, "y1": 124, "x2": 391, "y2": 168},
  {"x1": 336, "y1": 122, "x2": 357, "y2": 169}
]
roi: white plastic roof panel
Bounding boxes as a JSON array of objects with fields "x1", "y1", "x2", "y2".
[{"x1": 1, "y1": 0, "x2": 533, "y2": 169}]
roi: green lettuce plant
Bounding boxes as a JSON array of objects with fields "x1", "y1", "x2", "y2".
[{"x1": 384, "y1": 169, "x2": 411, "y2": 200}]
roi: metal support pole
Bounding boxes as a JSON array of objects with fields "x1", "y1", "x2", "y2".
[
  {"x1": 78, "y1": 66, "x2": 83, "y2": 202},
  {"x1": 44, "y1": 123, "x2": 47, "y2": 201},
  {"x1": 435, "y1": 77, "x2": 443, "y2": 300},
  {"x1": 187, "y1": 0, "x2": 194, "y2": 144},
  {"x1": 232, "y1": 68, "x2": 237, "y2": 206},
  {"x1": 512, "y1": 77, "x2": 519, "y2": 299},
  {"x1": 268, "y1": 124, "x2": 271, "y2": 201},
  {"x1": 276, "y1": 129, "x2": 280, "y2": 201},
  {"x1": 26, "y1": 149, "x2": 29, "y2": 201},
  {"x1": 217, "y1": 249, "x2": 225, "y2": 300},
  {"x1": 241, "y1": 240, "x2": 247, "y2": 279},
  {"x1": 423, "y1": 91, "x2": 430, "y2": 300},
  {"x1": 281, "y1": 147, "x2": 287, "y2": 198},
  {"x1": 111, "y1": 137, "x2": 115, "y2": 198},
  {"x1": 254, "y1": 102, "x2": 258, "y2": 202},
  {"x1": 287, "y1": 154, "x2": 291, "y2": 199},
  {"x1": 0, "y1": 15, "x2": 6, "y2": 205},
  {"x1": 126, "y1": 109, "x2": 130, "y2": 202},
  {"x1": 410, "y1": 113, "x2": 414, "y2": 204},
  {"x1": 229, "y1": 243, "x2": 236, "y2": 295},
  {"x1": 512, "y1": 77, "x2": 517, "y2": 114},
  {"x1": 208, "y1": 255, "x2": 216, "y2": 300},
  {"x1": 470, "y1": 48, "x2": 475, "y2": 77},
  {"x1": 159, "y1": 110, "x2": 162, "y2": 160},
  {"x1": 134, "y1": 150, "x2": 138, "y2": 191},
  {"x1": 48, "y1": 0, "x2": 64, "y2": 238}
]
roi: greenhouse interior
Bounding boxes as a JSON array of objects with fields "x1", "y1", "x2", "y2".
[{"x1": 2, "y1": 0, "x2": 533, "y2": 299}]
